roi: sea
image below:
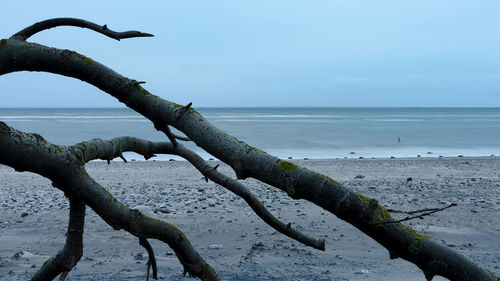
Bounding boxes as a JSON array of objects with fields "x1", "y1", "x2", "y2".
[{"x1": 1, "y1": 107, "x2": 499, "y2": 161}]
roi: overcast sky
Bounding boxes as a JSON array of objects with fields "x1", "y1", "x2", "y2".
[{"x1": 1, "y1": 1, "x2": 500, "y2": 107}]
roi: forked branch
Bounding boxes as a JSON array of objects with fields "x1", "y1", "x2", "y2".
[
  {"x1": 0, "y1": 123, "x2": 220, "y2": 281},
  {"x1": 74, "y1": 136, "x2": 325, "y2": 250}
]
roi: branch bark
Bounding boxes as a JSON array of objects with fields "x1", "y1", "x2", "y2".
[
  {"x1": 0, "y1": 122, "x2": 220, "y2": 281},
  {"x1": 0, "y1": 22, "x2": 498, "y2": 281},
  {"x1": 31, "y1": 195, "x2": 85, "y2": 281}
]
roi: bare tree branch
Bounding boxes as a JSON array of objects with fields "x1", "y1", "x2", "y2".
[
  {"x1": 0, "y1": 23, "x2": 498, "y2": 280},
  {"x1": 0, "y1": 123, "x2": 220, "y2": 281},
  {"x1": 74, "y1": 136, "x2": 325, "y2": 250},
  {"x1": 31, "y1": 196, "x2": 85, "y2": 281},
  {"x1": 11, "y1": 18, "x2": 153, "y2": 41}
]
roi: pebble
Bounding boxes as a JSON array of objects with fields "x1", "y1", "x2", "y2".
[
  {"x1": 134, "y1": 253, "x2": 144, "y2": 260},
  {"x1": 1, "y1": 158, "x2": 499, "y2": 280},
  {"x1": 131, "y1": 205, "x2": 153, "y2": 214},
  {"x1": 156, "y1": 207, "x2": 174, "y2": 214}
]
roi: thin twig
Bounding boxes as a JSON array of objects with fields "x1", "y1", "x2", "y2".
[
  {"x1": 11, "y1": 18, "x2": 154, "y2": 41},
  {"x1": 139, "y1": 237, "x2": 158, "y2": 280},
  {"x1": 183, "y1": 102, "x2": 193, "y2": 112},
  {"x1": 370, "y1": 203, "x2": 457, "y2": 225},
  {"x1": 387, "y1": 203, "x2": 457, "y2": 215},
  {"x1": 154, "y1": 125, "x2": 179, "y2": 147},
  {"x1": 119, "y1": 153, "x2": 127, "y2": 163},
  {"x1": 164, "y1": 126, "x2": 179, "y2": 147}
]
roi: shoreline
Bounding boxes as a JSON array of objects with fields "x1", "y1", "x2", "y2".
[
  {"x1": 1, "y1": 157, "x2": 499, "y2": 280},
  {"x1": 120, "y1": 152, "x2": 499, "y2": 162}
]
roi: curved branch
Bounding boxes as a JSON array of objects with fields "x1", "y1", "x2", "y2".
[
  {"x1": 0, "y1": 123, "x2": 220, "y2": 281},
  {"x1": 74, "y1": 136, "x2": 325, "y2": 250},
  {"x1": 31, "y1": 196, "x2": 85, "y2": 281},
  {"x1": 0, "y1": 35, "x2": 497, "y2": 281},
  {"x1": 11, "y1": 18, "x2": 154, "y2": 41}
]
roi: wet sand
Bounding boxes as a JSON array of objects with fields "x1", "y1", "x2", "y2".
[{"x1": 1, "y1": 157, "x2": 499, "y2": 280}]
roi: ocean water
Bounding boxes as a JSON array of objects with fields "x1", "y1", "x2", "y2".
[{"x1": 1, "y1": 107, "x2": 499, "y2": 160}]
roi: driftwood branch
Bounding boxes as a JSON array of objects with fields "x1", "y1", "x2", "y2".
[
  {"x1": 0, "y1": 123, "x2": 220, "y2": 281},
  {"x1": 11, "y1": 18, "x2": 153, "y2": 41},
  {"x1": 0, "y1": 20, "x2": 498, "y2": 281},
  {"x1": 31, "y1": 195, "x2": 85, "y2": 281},
  {"x1": 74, "y1": 136, "x2": 325, "y2": 250}
]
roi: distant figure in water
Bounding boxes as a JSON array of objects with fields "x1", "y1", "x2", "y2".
[{"x1": 398, "y1": 137, "x2": 400, "y2": 143}]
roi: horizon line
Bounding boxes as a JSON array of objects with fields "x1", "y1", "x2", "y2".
[{"x1": 2, "y1": 106, "x2": 500, "y2": 109}]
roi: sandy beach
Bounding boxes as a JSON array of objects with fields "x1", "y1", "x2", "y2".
[{"x1": 1, "y1": 157, "x2": 499, "y2": 280}]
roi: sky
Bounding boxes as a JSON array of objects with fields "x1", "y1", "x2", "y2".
[{"x1": 1, "y1": 1, "x2": 500, "y2": 107}]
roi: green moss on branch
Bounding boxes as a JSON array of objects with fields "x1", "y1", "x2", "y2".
[
  {"x1": 278, "y1": 160, "x2": 299, "y2": 173},
  {"x1": 0, "y1": 39, "x2": 8, "y2": 53}
]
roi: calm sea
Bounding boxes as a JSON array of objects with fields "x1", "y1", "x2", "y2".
[{"x1": 1, "y1": 107, "x2": 499, "y2": 160}]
